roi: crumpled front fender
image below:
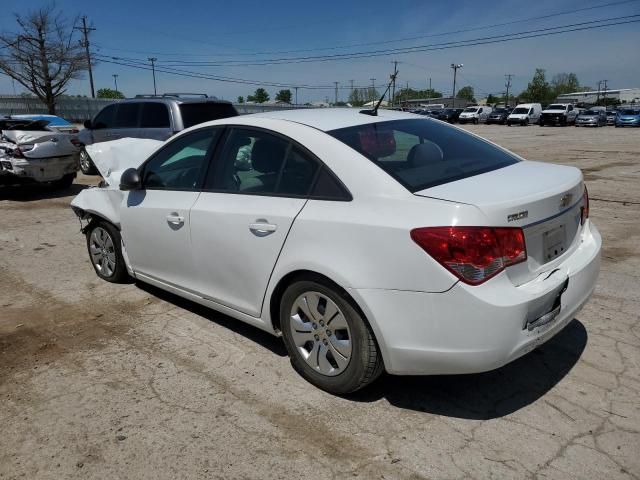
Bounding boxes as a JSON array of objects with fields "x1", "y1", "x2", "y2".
[{"x1": 70, "y1": 187, "x2": 125, "y2": 228}]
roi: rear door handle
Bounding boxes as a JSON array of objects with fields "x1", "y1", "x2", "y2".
[
  {"x1": 249, "y1": 219, "x2": 277, "y2": 237},
  {"x1": 166, "y1": 213, "x2": 184, "y2": 225}
]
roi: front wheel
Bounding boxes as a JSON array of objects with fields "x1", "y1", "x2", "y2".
[
  {"x1": 79, "y1": 148, "x2": 98, "y2": 175},
  {"x1": 86, "y1": 220, "x2": 130, "y2": 283},
  {"x1": 280, "y1": 279, "x2": 384, "y2": 395}
]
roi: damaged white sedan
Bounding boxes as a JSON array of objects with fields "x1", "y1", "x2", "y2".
[
  {"x1": 0, "y1": 118, "x2": 80, "y2": 189},
  {"x1": 71, "y1": 109, "x2": 601, "y2": 394}
]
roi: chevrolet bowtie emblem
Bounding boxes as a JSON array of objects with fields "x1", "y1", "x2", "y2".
[{"x1": 559, "y1": 193, "x2": 573, "y2": 209}]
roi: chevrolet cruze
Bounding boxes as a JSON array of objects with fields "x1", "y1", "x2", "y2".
[{"x1": 71, "y1": 109, "x2": 601, "y2": 394}]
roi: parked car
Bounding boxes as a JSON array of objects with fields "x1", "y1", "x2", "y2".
[
  {"x1": 71, "y1": 108, "x2": 600, "y2": 395},
  {"x1": 575, "y1": 109, "x2": 607, "y2": 127},
  {"x1": 436, "y1": 108, "x2": 464, "y2": 123},
  {"x1": 605, "y1": 110, "x2": 618, "y2": 126},
  {"x1": 458, "y1": 105, "x2": 493, "y2": 124},
  {"x1": 77, "y1": 95, "x2": 239, "y2": 175},
  {"x1": 507, "y1": 103, "x2": 542, "y2": 126},
  {"x1": 1, "y1": 118, "x2": 80, "y2": 188},
  {"x1": 614, "y1": 108, "x2": 640, "y2": 127},
  {"x1": 539, "y1": 104, "x2": 578, "y2": 126},
  {"x1": 485, "y1": 107, "x2": 512, "y2": 125}
]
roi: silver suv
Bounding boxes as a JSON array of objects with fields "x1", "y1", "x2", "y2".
[{"x1": 78, "y1": 94, "x2": 238, "y2": 174}]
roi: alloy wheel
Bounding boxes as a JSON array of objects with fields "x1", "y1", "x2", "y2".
[
  {"x1": 89, "y1": 227, "x2": 116, "y2": 277},
  {"x1": 288, "y1": 291, "x2": 352, "y2": 376}
]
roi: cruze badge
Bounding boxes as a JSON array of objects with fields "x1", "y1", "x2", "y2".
[
  {"x1": 559, "y1": 193, "x2": 573, "y2": 209},
  {"x1": 507, "y1": 210, "x2": 528, "y2": 222}
]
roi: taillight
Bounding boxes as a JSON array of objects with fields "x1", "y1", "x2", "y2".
[
  {"x1": 580, "y1": 185, "x2": 589, "y2": 225},
  {"x1": 410, "y1": 226, "x2": 527, "y2": 285},
  {"x1": 70, "y1": 138, "x2": 83, "y2": 147}
]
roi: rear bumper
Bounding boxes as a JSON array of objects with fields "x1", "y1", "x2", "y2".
[
  {"x1": 0, "y1": 155, "x2": 78, "y2": 183},
  {"x1": 351, "y1": 221, "x2": 601, "y2": 375}
]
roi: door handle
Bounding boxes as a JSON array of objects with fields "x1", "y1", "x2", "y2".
[
  {"x1": 249, "y1": 219, "x2": 277, "y2": 237},
  {"x1": 166, "y1": 213, "x2": 184, "y2": 225}
]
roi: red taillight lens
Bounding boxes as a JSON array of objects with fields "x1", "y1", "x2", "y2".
[
  {"x1": 410, "y1": 226, "x2": 527, "y2": 285},
  {"x1": 70, "y1": 138, "x2": 83, "y2": 147},
  {"x1": 580, "y1": 185, "x2": 589, "y2": 225}
]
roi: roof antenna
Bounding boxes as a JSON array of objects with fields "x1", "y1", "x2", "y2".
[{"x1": 360, "y1": 66, "x2": 398, "y2": 116}]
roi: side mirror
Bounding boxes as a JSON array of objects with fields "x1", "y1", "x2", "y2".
[
  {"x1": 83, "y1": 119, "x2": 92, "y2": 129},
  {"x1": 119, "y1": 168, "x2": 141, "y2": 191}
]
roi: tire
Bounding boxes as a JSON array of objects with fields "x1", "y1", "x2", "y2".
[
  {"x1": 85, "y1": 220, "x2": 130, "y2": 283},
  {"x1": 539, "y1": 122, "x2": 545, "y2": 127},
  {"x1": 473, "y1": 118, "x2": 479, "y2": 125},
  {"x1": 51, "y1": 173, "x2": 75, "y2": 190},
  {"x1": 79, "y1": 148, "x2": 98, "y2": 175},
  {"x1": 280, "y1": 279, "x2": 384, "y2": 395}
]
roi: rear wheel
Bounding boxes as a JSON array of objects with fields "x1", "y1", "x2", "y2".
[
  {"x1": 79, "y1": 148, "x2": 98, "y2": 175},
  {"x1": 473, "y1": 118, "x2": 479, "y2": 125},
  {"x1": 280, "y1": 279, "x2": 383, "y2": 395},
  {"x1": 86, "y1": 220, "x2": 129, "y2": 283}
]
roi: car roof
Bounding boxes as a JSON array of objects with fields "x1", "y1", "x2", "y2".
[
  {"x1": 120, "y1": 97, "x2": 233, "y2": 105},
  {"x1": 245, "y1": 107, "x2": 421, "y2": 131}
]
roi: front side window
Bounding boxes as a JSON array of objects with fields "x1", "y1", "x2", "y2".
[
  {"x1": 114, "y1": 103, "x2": 141, "y2": 128},
  {"x1": 205, "y1": 128, "x2": 319, "y2": 196},
  {"x1": 328, "y1": 119, "x2": 518, "y2": 192},
  {"x1": 93, "y1": 104, "x2": 116, "y2": 129},
  {"x1": 142, "y1": 128, "x2": 220, "y2": 190}
]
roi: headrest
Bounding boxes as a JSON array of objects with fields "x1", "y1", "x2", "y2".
[
  {"x1": 407, "y1": 141, "x2": 444, "y2": 166},
  {"x1": 251, "y1": 138, "x2": 286, "y2": 173}
]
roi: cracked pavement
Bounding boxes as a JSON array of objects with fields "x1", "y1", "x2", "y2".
[{"x1": 1, "y1": 125, "x2": 639, "y2": 479}]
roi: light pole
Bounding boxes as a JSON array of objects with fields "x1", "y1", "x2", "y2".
[
  {"x1": 112, "y1": 74, "x2": 119, "y2": 92},
  {"x1": 148, "y1": 57, "x2": 158, "y2": 95},
  {"x1": 451, "y1": 63, "x2": 463, "y2": 108}
]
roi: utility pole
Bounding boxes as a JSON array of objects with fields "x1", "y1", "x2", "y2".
[
  {"x1": 349, "y1": 79, "x2": 354, "y2": 101},
  {"x1": 596, "y1": 80, "x2": 602, "y2": 104},
  {"x1": 504, "y1": 74, "x2": 514, "y2": 107},
  {"x1": 450, "y1": 63, "x2": 463, "y2": 108},
  {"x1": 334, "y1": 81, "x2": 339, "y2": 105},
  {"x1": 75, "y1": 16, "x2": 96, "y2": 98},
  {"x1": 390, "y1": 60, "x2": 398, "y2": 107},
  {"x1": 112, "y1": 74, "x2": 119, "y2": 92},
  {"x1": 602, "y1": 79, "x2": 608, "y2": 105},
  {"x1": 148, "y1": 58, "x2": 158, "y2": 95},
  {"x1": 370, "y1": 78, "x2": 376, "y2": 104},
  {"x1": 429, "y1": 78, "x2": 432, "y2": 91},
  {"x1": 294, "y1": 86, "x2": 299, "y2": 105}
]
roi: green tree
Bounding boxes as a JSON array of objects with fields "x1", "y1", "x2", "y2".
[
  {"x1": 96, "y1": 88, "x2": 124, "y2": 99},
  {"x1": 519, "y1": 68, "x2": 553, "y2": 104},
  {"x1": 275, "y1": 89, "x2": 292, "y2": 104},
  {"x1": 237, "y1": 95, "x2": 244, "y2": 103},
  {"x1": 551, "y1": 73, "x2": 580, "y2": 97},
  {"x1": 457, "y1": 86, "x2": 475, "y2": 102},
  {"x1": 247, "y1": 88, "x2": 270, "y2": 103},
  {"x1": 486, "y1": 93, "x2": 498, "y2": 104},
  {"x1": 348, "y1": 88, "x2": 363, "y2": 106},
  {"x1": 393, "y1": 88, "x2": 442, "y2": 103}
]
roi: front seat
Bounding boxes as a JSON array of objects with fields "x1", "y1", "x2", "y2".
[{"x1": 242, "y1": 137, "x2": 287, "y2": 192}]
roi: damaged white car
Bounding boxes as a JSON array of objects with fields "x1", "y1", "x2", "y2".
[{"x1": 0, "y1": 118, "x2": 81, "y2": 189}]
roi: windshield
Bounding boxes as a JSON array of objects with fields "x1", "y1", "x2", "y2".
[
  {"x1": 547, "y1": 104, "x2": 566, "y2": 110},
  {"x1": 463, "y1": 107, "x2": 478, "y2": 113},
  {"x1": 179, "y1": 102, "x2": 238, "y2": 128},
  {"x1": 328, "y1": 119, "x2": 519, "y2": 192},
  {"x1": 512, "y1": 107, "x2": 529, "y2": 114},
  {"x1": 492, "y1": 108, "x2": 507, "y2": 114},
  {"x1": 620, "y1": 109, "x2": 639, "y2": 115},
  {"x1": 582, "y1": 110, "x2": 599, "y2": 115}
]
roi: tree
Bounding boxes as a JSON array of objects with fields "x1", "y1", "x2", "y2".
[
  {"x1": 0, "y1": 5, "x2": 88, "y2": 114},
  {"x1": 519, "y1": 68, "x2": 553, "y2": 104},
  {"x1": 551, "y1": 73, "x2": 581, "y2": 97},
  {"x1": 247, "y1": 88, "x2": 269, "y2": 103},
  {"x1": 237, "y1": 96, "x2": 244, "y2": 103},
  {"x1": 486, "y1": 94, "x2": 498, "y2": 105},
  {"x1": 393, "y1": 88, "x2": 442, "y2": 104},
  {"x1": 457, "y1": 86, "x2": 475, "y2": 102},
  {"x1": 96, "y1": 88, "x2": 124, "y2": 99},
  {"x1": 275, "y1": 89, "x2": 292, "y2": 104}
]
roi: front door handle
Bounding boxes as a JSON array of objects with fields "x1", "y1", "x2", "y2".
[
  {"x1": 249, "y1": 219, "x2": 277, "y2": 237},
  {"x1": 166, "y1": 213, "x2": 184, "y2": 226}
]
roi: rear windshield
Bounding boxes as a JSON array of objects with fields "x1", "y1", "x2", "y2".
[
  {"x1": 328, "y1": 119, "x2": 519, "y2": 192},
  {"x1": 179, "y1": 102, "x2": 238, "y2": 128}
]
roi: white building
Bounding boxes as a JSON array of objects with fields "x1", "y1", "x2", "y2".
[{"x1": 557, "y1": 88, "x2": 640, "y2": 105}]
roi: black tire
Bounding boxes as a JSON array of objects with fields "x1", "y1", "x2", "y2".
[
  {"x1": 280, "y1": 279, "x2": 384, "y2": 395},
  {"x1": 539, "y1": 121, "x2": 545, "y2": 127},
  {"x1": 85, "y1": 220, "x2": 130, "y2": 283},
  {"x1": 473, "y1": 118, "x2": 479, "y2": 125},
  {"x1": 51, "y1": 173, "x2": 75, "y2": 190},
  {"x1": 79, "y1": 148, "x2": 98, "y2": 175}
]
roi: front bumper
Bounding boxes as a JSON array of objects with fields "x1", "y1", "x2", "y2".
[{"x1": 351, "y1": 221, "x2": 601, "y2": 375}]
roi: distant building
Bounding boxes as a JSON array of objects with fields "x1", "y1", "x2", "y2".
[
  {"x1": 556, "y1": 88, "x2": 640, "y2": 105},
  {"x1": 401, "y1": 96, "x2": 474, "y2": 108}
]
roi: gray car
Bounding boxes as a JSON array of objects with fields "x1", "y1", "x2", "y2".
[
  {"x1": 575, "y1": 109, "x2": 606, "y2": 127},
  {"x1": 78, "y1": 95, "x2": 238, "y2": 174}
]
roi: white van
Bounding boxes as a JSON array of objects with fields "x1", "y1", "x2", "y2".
[
  {"x1": 458, "y1": 105, "x2": 493, "y2": 124},
  {"x1": 507, "y1": 103, "x2": 542, "y2": 126}
]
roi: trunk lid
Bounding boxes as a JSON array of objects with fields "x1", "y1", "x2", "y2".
[{"x1": 415, "y1": 161, "x2": 585, "y2": 285}]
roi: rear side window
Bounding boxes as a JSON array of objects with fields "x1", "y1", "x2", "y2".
[
  {"x1": 328, "y1": 119, "x2": 518, "y2": 192},
  {"x1": 114, "y1": 103, "x2": 140, "y2": 128},
  {"x1": 93, "y1": 104, "x2": 116, "y2": 129},
  {"x1": 179, "y1": 103, "x2": 238, "y2": 128},
  {"x1": 140, "y1": 103, "x2": 170, "y2": 128}
]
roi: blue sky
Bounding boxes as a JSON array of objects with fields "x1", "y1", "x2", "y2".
[{"x1": 1, "y1": 0, "x2": 639, "y2": 103}]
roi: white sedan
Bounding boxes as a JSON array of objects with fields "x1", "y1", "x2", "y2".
[{"x1": 71, "y1": 108, "x2": 601, "y2": 394}]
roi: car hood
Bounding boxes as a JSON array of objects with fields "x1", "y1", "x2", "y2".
[
  {"x1": 577, "y1": 115, "x2": 599, "y2": 120},
  {"x1": 542, "y1": 109, "x2": 566, "y2": 114},
  {"x1": 86, "y1": 137, "x2": 164, "y2": 186}
]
